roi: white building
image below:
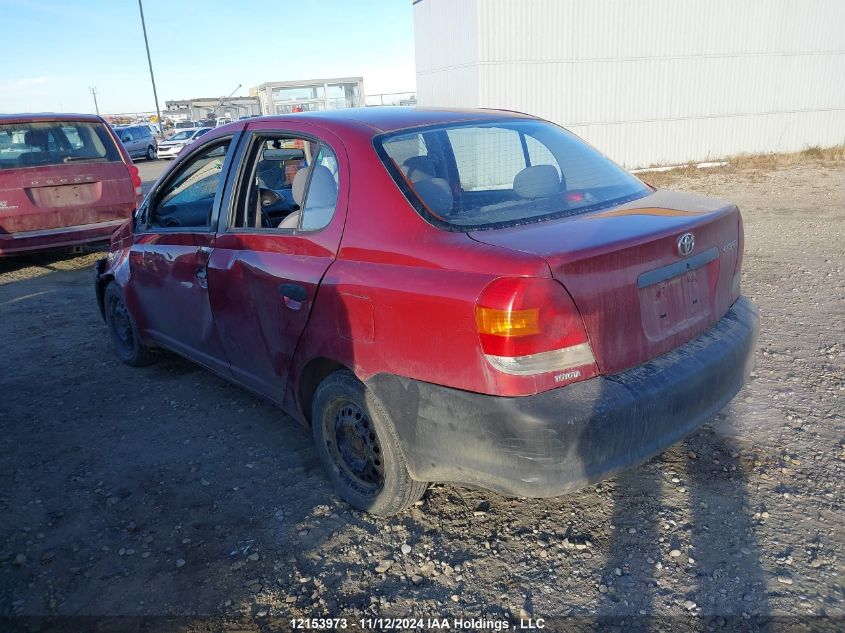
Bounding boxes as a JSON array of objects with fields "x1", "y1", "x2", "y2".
[
  {"x1": 251, "y1": 77, "x2": 365, "y2": 115},
  {"x1": 413, "y1": 0, "x2": 845, "y2": 168}
]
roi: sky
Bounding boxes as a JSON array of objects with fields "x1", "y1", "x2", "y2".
[{"x1": 0, "y1": 0, "x2": 417, "y2": 115}]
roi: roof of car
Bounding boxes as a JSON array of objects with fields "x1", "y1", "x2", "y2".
[
  {"x1": 244, "y1": 107, "x2": 536, "y2": 134},
  {"x1": 0, "y1": 112, "x2": 105, "y2": 125}
]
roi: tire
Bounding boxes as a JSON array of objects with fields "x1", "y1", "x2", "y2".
[
  {"x1": 312, "y1": 370, "x2": 427, "y2": 516},
  {"x1": 103, "y1": 281, "x2": 154, "y2": 367},
  {"x1": 146, "y1": 145, "x2": 156, "y2": 160}
]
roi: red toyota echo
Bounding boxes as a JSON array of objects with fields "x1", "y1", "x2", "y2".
[{"x1": 94, "y1": 108, "x2": 759, "y2": 515}]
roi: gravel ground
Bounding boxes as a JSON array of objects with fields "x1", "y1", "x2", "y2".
[{"x1": 0, "y1": 159, "x2": 842, "y2": 630}]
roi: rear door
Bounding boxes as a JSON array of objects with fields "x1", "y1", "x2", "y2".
[
  {"x1": 0, "y1": 119, "x2": 134, "y2": 234},
  {"x1": 127, "y1": 133, "x2": 240, "y2": 375},
  {"x1": 206, "y1": 122, "x2": 347, "y2": 402}
]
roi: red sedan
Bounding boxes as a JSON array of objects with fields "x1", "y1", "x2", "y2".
[
  {"x1": 95, "y1": 108, "x2": 759, "y2": 515},
  {"x1": 0, "y1": 113, "x2": 141, "y2": 257}
]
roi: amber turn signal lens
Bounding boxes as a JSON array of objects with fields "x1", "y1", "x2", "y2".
[{"x1": 475, "y1": 306, "x2": 541, "y2": 337}]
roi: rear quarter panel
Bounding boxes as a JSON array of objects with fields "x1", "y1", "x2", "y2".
[{"x1": 286, "y1": 123, "x2": 556, "y2": 414}]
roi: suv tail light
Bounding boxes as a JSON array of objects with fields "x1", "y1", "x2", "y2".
[
  {"x1": 127, "y1": 164, "x2": 142, "y2": 198},
  {"x1": 475, "y1": 277, "x2": 595, "y2": 378}
]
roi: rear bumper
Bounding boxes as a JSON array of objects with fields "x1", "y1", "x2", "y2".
[
  {"x1": 0, "y1": 219, "x2": 125, "y2": 257},
  {"x1": 367, "y1": 296, "x2": 760, "y2": 498}
]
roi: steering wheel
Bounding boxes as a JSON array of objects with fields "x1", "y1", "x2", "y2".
[{"x1": 260, "y1": 188, "x2": 282, "y2": 208}]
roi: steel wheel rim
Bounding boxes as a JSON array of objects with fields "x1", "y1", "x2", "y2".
[
  {"x1": 108, "y1": 296, "x2": 134, "y2": 354},
  {"x1": 324, "y1": 401, "x2": 384, "y2": 496}
]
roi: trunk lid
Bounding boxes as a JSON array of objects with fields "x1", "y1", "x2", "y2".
[
  {"x1": 468, "y1": 189, "x2": 743, "y2": 374},
  {"x1": 0, "y1": 162, "x2": 134, "y2": 234}
]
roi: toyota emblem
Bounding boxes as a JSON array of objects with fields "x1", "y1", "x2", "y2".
[{"x1": 677, "y1": 232, "x2": 695, "y2": 257}]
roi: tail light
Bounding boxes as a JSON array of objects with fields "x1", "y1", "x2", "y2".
[
  {"x1": 127, "y1": 164, "x2": 143, "y2": 198},
  {"x1": 475, "y1": 277, "x2": 595, "y2": 379}
]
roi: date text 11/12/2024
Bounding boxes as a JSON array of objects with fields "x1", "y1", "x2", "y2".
[{"x1": 291, "y1": 617, "x2": 547, "y2": 630}]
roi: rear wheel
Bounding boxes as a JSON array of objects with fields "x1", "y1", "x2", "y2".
[
  {"x1": 312, "y1": 370, "x2": 427, "y2": 516},
  {"x1": 146, "y1": 145, "x2": 156, "y2": 160},
  {"x1": 104, "y1": 281, "x2": 153, "y2": 367}
]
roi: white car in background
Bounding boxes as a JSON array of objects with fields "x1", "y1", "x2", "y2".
[{"x1": 156, "y1": 127, "x2": 212, "y2": 159}]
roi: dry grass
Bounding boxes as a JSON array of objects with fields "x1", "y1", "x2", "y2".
[{"x1": 641, "y1": 145, "x2": 845, "y2": 188}]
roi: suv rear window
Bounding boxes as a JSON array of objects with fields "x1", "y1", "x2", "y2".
[
  {"x1": 0, "y1": 120, "x2": 121, "y2": 170},
  {"x1": 376, "y1": 119, "x2": 649, "y2": 231}
]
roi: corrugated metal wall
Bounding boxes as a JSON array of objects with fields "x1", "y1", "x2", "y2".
[{"x1": 414, "y1": 0, "x2": 845, "y2": 167}]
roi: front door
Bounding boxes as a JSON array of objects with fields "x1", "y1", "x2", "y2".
[
  {"x1": 207, "y1": 124, "x2": 347, "y2": 402},
  {"x1": 127, "y1": 136, "x2": 236, "y2": 375}
]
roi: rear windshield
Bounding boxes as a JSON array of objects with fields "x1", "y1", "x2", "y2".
[
  {"x1": 376, "y1": 119, "x2": 650, "y2": 231},
  {"x1": 0, "y1": 120, "x2": 121, "y2": 170}
]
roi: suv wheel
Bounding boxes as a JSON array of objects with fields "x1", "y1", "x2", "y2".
[
  {"x1": 312, "y1": 370, "x2": 427, "y2": 516},
  {"x1": 146, "y1": 145, "x2": 156, "y2": 160}
]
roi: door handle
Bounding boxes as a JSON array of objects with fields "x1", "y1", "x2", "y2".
[{"x1": 279, "y1": 283, "x2": 307, "y2": 310}]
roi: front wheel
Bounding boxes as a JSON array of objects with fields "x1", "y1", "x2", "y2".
[
  {"x1": 104, "y1": 281, "x2": 154, "y2": 367},
  {"x1": 312, "y1": 370, "x2": 427, "y2": 516}
]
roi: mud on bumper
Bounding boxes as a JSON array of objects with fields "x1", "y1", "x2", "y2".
[{"x1": 367, "y1": 296, "x2": 760, "y2": 498}]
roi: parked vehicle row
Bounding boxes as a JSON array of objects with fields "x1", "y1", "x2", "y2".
[{"x1": 93, "y1": 108, "x2": 759, "y2": 515}]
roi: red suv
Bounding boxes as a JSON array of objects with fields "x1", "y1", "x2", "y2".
[
  {"x1": 0, "y1": 114, "x2": 141, "y2": 257},
  {"x1": 95, "y1": 109, "x2": 759, "y2": 515}
]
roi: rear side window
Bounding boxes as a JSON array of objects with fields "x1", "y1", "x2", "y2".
[
  {"x1": 0, "y1": 120, "x2": 121, "y2": 170},
  {"x1": 376, "y1": 119, "x2": 649, "y2": 231},
  {"x1": 231, "y1": 135, "x2": 339, "y2": 232}
]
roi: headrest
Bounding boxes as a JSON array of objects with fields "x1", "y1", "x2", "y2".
[
  {"x1": 304, "y1": 165, "x2": 338, "y2": 207},
  {"x1": 401, "y1": 156, "x2": 437, "y2": 182},
  {"x1": 25, "y1": 129, "x2": 49, "y2": 149},
  {"x1": 292, "y1": 168, "x2": 310, "y2": 206},
  {"x1": 414, "y1": 178, "x2": 453, "y2": 218},
  {"x1": 513, "y1": 165, "x2": 561, "y2": 199}
]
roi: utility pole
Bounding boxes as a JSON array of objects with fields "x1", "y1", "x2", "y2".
[
  {"x1": 138, "y1": 0, "x2": 162, "y2": 137},
  {"x1": 89, "y1": 86, "x2": 100, "y2": 115}
]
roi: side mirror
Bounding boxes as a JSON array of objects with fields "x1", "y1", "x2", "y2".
[{"x1": 133, "y1": 201, "x2": 149, "y2": 232}]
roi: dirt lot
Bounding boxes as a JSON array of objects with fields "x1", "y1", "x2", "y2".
[{"x1": 1, "y1": 158, "x2": 843, "y2": 630}]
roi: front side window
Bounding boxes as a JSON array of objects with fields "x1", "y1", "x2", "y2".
[
  {"x1": 0, "y1": 120, "x2": 121, "y2": 169},
  {"x1": 151, "y1": 141, "x2": 230, "y2": 230},
  {"x1": 231, "y1": 135, "x2": 339, "y2": 232},
  {"x1": 377, "y1": 119, "x2": 649, "y2": 231}
]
